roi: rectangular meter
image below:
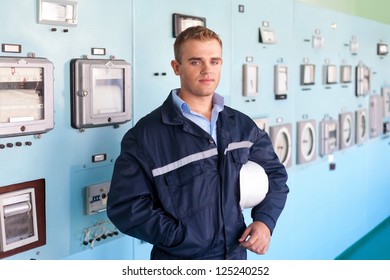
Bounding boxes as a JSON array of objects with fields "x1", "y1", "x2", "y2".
[
  {"x1": 320, "y1": 119, "x2": 339, "y2": 156},
  {"x1": 70, "y1": 58, "x2": 132, "y2": 129},
  {"x1": 300, "y1": 64, "x2": 315, "y2": 86},
  {"x1": 0, "y1": 57, "x2": 54, "y2": 138},
  {"x1": 274, "y1": 64, "x2": 288, "y2": 99},
  {"x1": 356, "y1": 64, "x2": 370, "y2": 96},
  {"x1": 242, "y1": 64, "x2": 259, "y2": 97},
  {"x1": 0, "y1": 188, "x2": 38, "y2": 252}
]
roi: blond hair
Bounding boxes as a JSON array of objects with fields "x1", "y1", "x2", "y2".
[{"x1": 173, "y1": 26, "x2": 222, "y2": 63}]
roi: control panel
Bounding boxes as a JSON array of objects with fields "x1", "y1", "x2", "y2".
[{"x1": 85, "y1": 182, "x2": 110, "y2": 215}]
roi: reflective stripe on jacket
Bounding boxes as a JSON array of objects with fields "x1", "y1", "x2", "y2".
[{"x1": 107, "y1": 91, "x2": 289, "y2": 259}]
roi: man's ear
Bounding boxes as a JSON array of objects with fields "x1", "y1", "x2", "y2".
[{"x1": 171, "y1": 60, "x2": 180, "y2": 76}]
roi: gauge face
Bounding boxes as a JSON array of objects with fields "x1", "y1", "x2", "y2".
[
  {"x1": 339, "y1": 113, "x2": 354, "y2": 150},
  {"x1": 360, "y1": 114, "x2": 366, "y2": 138},
  {"x1": 342, "y1": 116, "x2": 352, "y2": 144},
  {"x1": 275, "y1": 131, "x2": 289, "y2": 163},
  {"x1": 0, "y1": 57, "x2": 54, "y2": 137},
  {"x1": 297, "y1": 120, "x2": 316, "y2": 164},
  {"x1": 270, "y1": 124, "x2": 292, "y2": 168},
  {"x1": 302, "y1": 125, "x2": 314, "y2": 157},
  {"x1": 356, "y1": 109, "x2": 368, "y2": 144},
  {"x1": 0, "y1": 67, "x2": 43, "y2": 82}
]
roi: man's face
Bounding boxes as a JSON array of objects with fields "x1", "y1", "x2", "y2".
[{"x1": 171, "y1": 39, "x2": 223, "y2": 98}]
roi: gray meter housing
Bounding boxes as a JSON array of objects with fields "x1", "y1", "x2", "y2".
[
  {"x1": 70, "y1": 58, "x2": 132, "y2": 129},
  {"x1": 0, "y1": 56, "x2": 54, "y2": 138}
]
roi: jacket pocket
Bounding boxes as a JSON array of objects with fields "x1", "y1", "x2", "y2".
[
  {"x1": 165, "y1": 162, "x2": 210, "y2": 218},
  {"x1": 230, "y1": 147, "x2": 250, "y2": 165}
]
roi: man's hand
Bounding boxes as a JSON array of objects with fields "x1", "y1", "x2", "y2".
[{"x1": 238, "y1": 221, "x2": 271, "y2": 255}]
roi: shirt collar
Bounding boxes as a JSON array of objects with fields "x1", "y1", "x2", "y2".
[{"x1": 172, "y1": 88, "x2": 224, "y2": 114}]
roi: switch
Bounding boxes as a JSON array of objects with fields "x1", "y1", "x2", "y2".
[{"x1": 85, "y1": 182, "x2": 110, "y2": 215}]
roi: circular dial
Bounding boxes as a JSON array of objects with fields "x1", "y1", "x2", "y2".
[
  {"x1": 342, "y1": 116, "x2": 352, "y2": 144},
  {"x1": 275, "y1": 128, "x2": 291, "y2": 165},
  {"x1": 301, "y1": 124, "x2": 315, "y2": 159},
  {"x1": 360, "y1": 114, "x2": 366, "y2": 138}
]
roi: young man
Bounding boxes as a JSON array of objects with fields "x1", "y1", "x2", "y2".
[{"x1": 107, "y1": 26, "x2": 289, "y2": 260}]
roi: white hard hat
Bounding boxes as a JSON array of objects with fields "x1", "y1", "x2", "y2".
[{"x1": 239, "y1": 160, "x2": 269, "y2": 210}]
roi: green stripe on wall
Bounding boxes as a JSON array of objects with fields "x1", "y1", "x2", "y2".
[
  {"x1": 335, "y1": 216, "x2": 390, "y2": 260},
  {"x1": 296, "y1": 0, "x2": 390, "y2": 25}
]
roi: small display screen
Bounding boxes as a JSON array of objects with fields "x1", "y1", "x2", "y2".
[{"x1": 91, "y1": 68, "x2": 125, "y2": 116}]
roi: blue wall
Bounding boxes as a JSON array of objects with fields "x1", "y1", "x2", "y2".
[{"x1": 0, "y1": 0, "x2": 389, "y2": 260}]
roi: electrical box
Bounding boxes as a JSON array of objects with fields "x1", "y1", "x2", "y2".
[
  {"x1": 0, "y1": 56, "x2": 54, "y2": 138},
  {"x1": 70, "y1": 58, "x2": 132, "y2": 129},
  {"x1": 0, "y1": 188, "x2": 38, "y2": 252},
  {"x1": 85, "y1": 182, "x2": 110, "y2": 215}
]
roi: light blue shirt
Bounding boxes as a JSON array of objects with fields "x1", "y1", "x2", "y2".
[{"x1": 172, "y1": 89, "x2": 224, "y2": 144}]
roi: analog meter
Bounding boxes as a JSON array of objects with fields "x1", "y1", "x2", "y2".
[
  {"x1": 339, "y1": 112, "x2": 354, "y2": 150},
  {"x1": 0, "y1": 57, "x2": 54, "y2": 138},
  {"x1": 369, "y1": 95, "x2": 384, "y2": 138},
  {"x1": 274, "y1": 64, "x2": 288, "y2": 99},
  {"x1": 381, "y1": 87, "x2": 390, "y2": 117},
  {"x1": 70, "y1": 58, "x2": 132, "y2": 129},
  {"x1": 297, "y1": 120, "x2": 316, "y2": 164},
  {"x1": 300, "y1": 64, "x2": 315, "y2": 86},
  {"x1": 323, "y1": 64, "x2": 337, "y2": 84},
  {"x1": 356, "y1": 63, "x2": 370, "y2": 96},
  {"x1": 320, "y1": 119, "x2": 338, "y2": 157},
  {"x1": 355, "y1": 109, "x2": 368, "y2": 144},
  {"x1": 269, "y1": 123, "x2": 292, "y2": 168}
]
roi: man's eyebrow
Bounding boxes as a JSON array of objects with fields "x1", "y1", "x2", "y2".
[
  {"x1": 187, "y1": 57, "x2": 222, "y2": 61},
  {"x1": 188, "y1": 57, "x2": 202, "y2": 61}
]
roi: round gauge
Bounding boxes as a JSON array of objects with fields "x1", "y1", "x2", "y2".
[
  {"x1": 360, "y1": 114, "x2": 366, "y2": 138},
  {"x1": 301, "y1": 123, "x2": 315, "y2": 160},
  {"x1": 274, "y1": 127, "x2": 291, "y2": 166},
  {"x1": 356, "y1": 109, "x2": 368, "y2": 144},
  {"x1": 297, "y1": 120, "x2": 316, "y2": 164},
  {"x1": 342, "y1": 115, "x2": 352, "y2": 145}
]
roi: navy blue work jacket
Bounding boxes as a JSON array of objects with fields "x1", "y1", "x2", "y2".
[{"x1": 107, "y1": 91, "x2": 289, "y2": 260}]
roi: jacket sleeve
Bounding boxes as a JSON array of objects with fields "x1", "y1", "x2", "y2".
[
  {"x1": 107, "y1": 131, "x2": 184, "y2": 247},
  {"x1": 249, "y1": 128, "x2": 289, "y2": 234}
]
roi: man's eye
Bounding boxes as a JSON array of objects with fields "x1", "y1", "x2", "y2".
[
  {"x1": 211, "y1": 60, "x2": 220, "y2": 65},
  {"x1": 190, "y1": 61, "x2": 201, "y2": 65}
]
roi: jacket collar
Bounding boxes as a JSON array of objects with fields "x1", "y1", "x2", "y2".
[
  {"x1": 161, "y1": 90, "x2": 237, "y2": 140},
  {"x1": 161, "y1": 91, "x2": 185, "y2": 126}
]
